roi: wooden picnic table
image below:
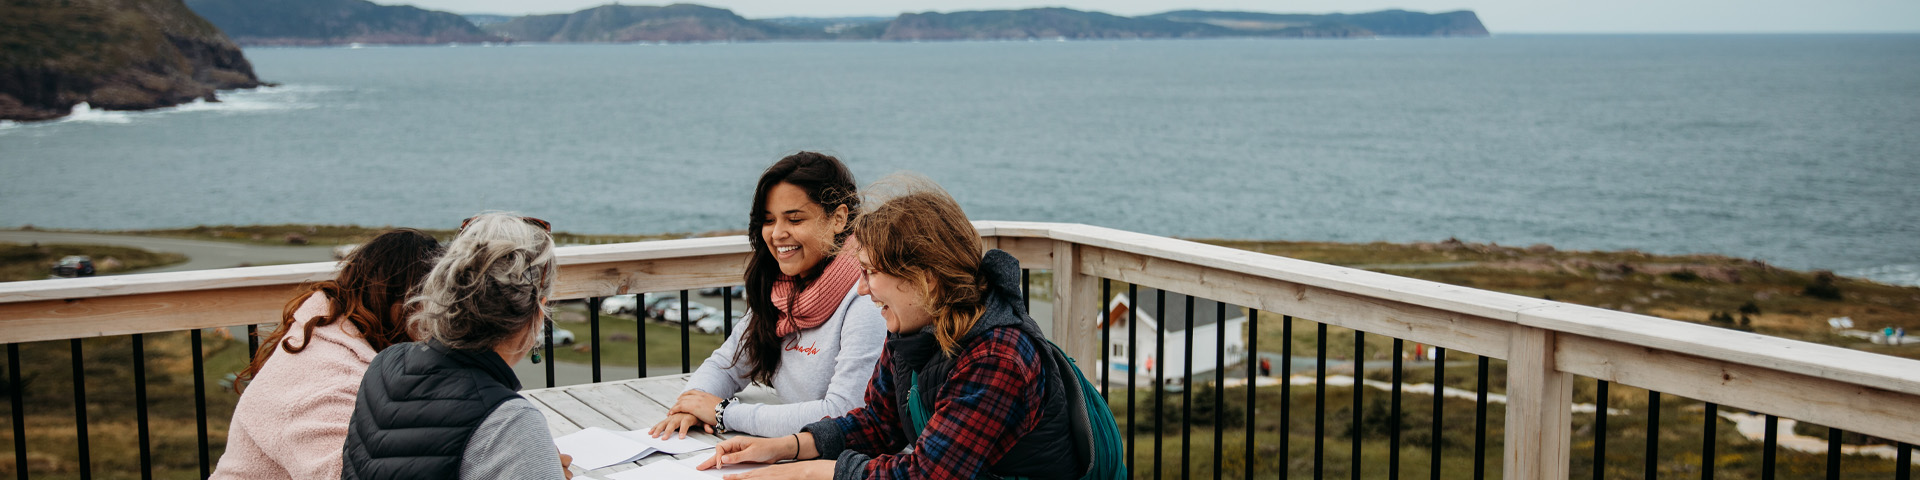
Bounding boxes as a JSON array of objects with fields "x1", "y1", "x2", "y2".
[{"x1": 525, "y1": 374, "x2": 781, "y2": 476}]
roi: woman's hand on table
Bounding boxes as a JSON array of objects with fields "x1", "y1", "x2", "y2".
[
  {"x1": 698, "y1": 434, "x2": 803, "y2": 468},
  {"x1": 669, "y1": 390, "x2": 724, "y2": 424},
  {"x1": 559, "y1": 452, "x2": 574, "y2": 479},
  {"x1": 649, "y1": 412, "x2": 711, "y2": 439},
  {"x1": 714, "y1": 460, "x2": 833, "y2": 480}
]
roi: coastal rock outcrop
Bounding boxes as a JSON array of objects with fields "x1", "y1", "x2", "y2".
[{"x1": 0, "y1": 0, "x2": 263, "y2": 121}]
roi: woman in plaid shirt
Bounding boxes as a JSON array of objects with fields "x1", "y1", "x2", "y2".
[{"x1": 699, "y1": 178, "x2": 1082, "y2": 480}]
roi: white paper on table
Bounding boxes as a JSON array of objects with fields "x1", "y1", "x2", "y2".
[
  {"x1": 555, "y1": 427, "x2": 719, "y2": 471},
  {"x1": 614, "y1": 429, "x2": 719, "y2": 455},
  {"x1": 601, "y1": 453, "x2": 768, "y2": 480},
  {"x1": 556, "y1": 428, "x2": 660, "y2": 470}
]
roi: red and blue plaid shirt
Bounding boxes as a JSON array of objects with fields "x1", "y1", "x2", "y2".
[{"x1": 827, "y1": 327, "x2": 1047, "y2": 479}]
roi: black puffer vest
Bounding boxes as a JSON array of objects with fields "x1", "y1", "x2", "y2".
[
  {"x1": 341, "y1": 339, "x2": 523, "y2": 480},
  {"x1": 886, "y1": 249, "x2": 1088, "y2": 479}
]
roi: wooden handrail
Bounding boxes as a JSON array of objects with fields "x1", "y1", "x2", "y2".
[{"x1": 1, "y1": 221, "x2": 1916, "y2": 474}]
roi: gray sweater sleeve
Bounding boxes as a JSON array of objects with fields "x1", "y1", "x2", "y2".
[
  {"x1": 681, "y1": 313, "x2": 753, "y2": 400},
  {"x1": 459, "y1": 398, "x2": 567, "y2": 480},
  {"x1": 721, "y1": 297, "x2": 886, "y2": 436}
]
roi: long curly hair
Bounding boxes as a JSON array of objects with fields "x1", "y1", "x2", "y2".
[{"x1": 237, "y1": 228, "x2": 441, "y2": 394}]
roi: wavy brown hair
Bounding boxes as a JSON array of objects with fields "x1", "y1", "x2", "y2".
[
  {"x1": 735, "y1": 152, "x2": 861, "y2": 385},
  {"x1": 236, "y1": 228, "x2": 441, "y2": 394},
  {"x1": 853, "y1": 176, "x2": 987, "y2": 356}
]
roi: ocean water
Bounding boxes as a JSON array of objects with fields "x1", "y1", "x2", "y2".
[{"x1": 2, "y1": 35, "x2": 1918, "y2": 284}]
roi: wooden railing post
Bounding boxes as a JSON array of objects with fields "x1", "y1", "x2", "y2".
[
  {"x1": 1051, "y1": 241, "x2": 1100, "y2": 379},
  {"x1": 1503, "y1": 326, "x2": 1572, "y2": 479}
]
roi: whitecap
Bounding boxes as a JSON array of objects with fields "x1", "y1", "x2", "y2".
[{"x1": 59, "y1": 103, "x2": 134, "y2": 124}]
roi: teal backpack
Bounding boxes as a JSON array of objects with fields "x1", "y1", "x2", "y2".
[{"x1": 907, "y1": 336, "x2": 1128, "y2": 480}]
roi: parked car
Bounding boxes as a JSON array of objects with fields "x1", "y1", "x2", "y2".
[
  {"x1": 694, "y1": 315, "x2": 726, "y2": 335},
  {"x1": 699, "y1": 285, "x2": 746, "y2": 299},
  {"x1": 544, "y1": 323, "x2": 575, "y2": 346},
  {"x1": 599, "y1": 294, "x2": 641, "y2": 315},
  {"x1": 51, "y1": 256, "x2": 95, "y2": 278},
  {"x1": 658, "y1": 300, "x2": 720, "y2": 324}
]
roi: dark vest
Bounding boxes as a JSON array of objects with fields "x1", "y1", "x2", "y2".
[{"x1": 342, "y1": 339, "x2": 523, "y2": 480}]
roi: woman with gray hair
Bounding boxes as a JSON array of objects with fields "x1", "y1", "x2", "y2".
[{"x1": 341, "y1": 213, "x2": 575, "y2": 479}]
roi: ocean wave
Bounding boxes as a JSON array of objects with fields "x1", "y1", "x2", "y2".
[
  {"x1": 1839, "y1": 263, "x2": 1920, "y2": 287},
  {"x1": 59, "y1": 103, "x2": 136, "y2": 124},
  {"x1": 8, "y1": 85, "x2": 333, "y2": 130}
]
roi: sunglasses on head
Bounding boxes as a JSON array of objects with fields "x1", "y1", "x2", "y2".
[{"x1": 460, "y1": 215, "x2": 552, "y2": 233}]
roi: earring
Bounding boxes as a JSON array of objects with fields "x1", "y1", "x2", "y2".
[{"x1": 531, "y1": 351, "x2": 542, "y2": 364}]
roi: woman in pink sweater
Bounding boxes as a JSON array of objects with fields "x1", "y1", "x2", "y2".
[{"x1": 211, "y1": 229, "x2": 441, "y2": 479}]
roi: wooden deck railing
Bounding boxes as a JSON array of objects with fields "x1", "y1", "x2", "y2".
[{"x1": 2, "y1": 221, "x2": 1916, "y2": 479}]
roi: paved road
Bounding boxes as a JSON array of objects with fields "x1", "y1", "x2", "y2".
[{"x1": 0, "y1": 230, "x2": 337, "y2": 274}]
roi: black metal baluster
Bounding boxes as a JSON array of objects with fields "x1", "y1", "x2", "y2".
[
  {"x1": 680, "y1": 290, "x2": 691, "y2": 374},
  {"x1": 1246, "y1": 309, "x2": 1258, "y2": 480},
  {"x1": 1283, "y1": 316, "x2": 1294, "y2": 480},
  {"x1": 1647, "y1": 391, "x2": 1660, "y2": 480},
  {"x1": 1596, "y1": 380, "x2": 1610, "y2": 480},
  {"x1": 1894, "y1": 443, "x2": 1910, "y2": 480},
  {"x1": 1391, "y1": 338, "x2": 1403, "y2": 480},
  {"x1": 9, "y1": 343, "x2": 27, "y2": 480},
  {"x1": 545, "y1": 316, "x2": 556, "y2": 388},
  {"x1": 1022, "y1": 269, "x2": 1030, "y2": 311},
  {"x1": 1827, "y1": 426, "x2": 1843, "y2": 480},
  {"x1": 1702, "y1": 402, "x2": 1716, "y2": 480},
  {"x1": 1103, "y1": 279, "x2": 1112, "y2": 395},
  {"x1": 1127, "y1": 284, "x2": 1138, "y2": 472},
  {"x1": 1352, "y1": 332, "x2": 1364, "y2": 480},
  {"x1": 1474, "y1": 356, "x2": 1489, "y2": 480},
  {"x1": 133, "y1": 334, "x2": 152, "y2": 480},
  {"x1": 1315, "y1": 323, "x2": 1327, "y2": 480},
  {"x1": 247, "y1": 324, "x2": 258, "y2": 362},
  {"x1": 1429, "y1": 347, "x2": 1445, "y2": 480},
  {"x1": 724, "y1": 293, "x2": 734, "y2": 339},
  {"x1": 1155, "y1": 289, "x2": 1166, "y2": 480},
  {"x1": 192, "y1": 330, "x2": 210, "y2": 478},
  {"x1": 1183, "y1": 295, "x2": 1195, "y2": 479},
  {"x1": 1215, "y1": 302, "x2": 1226, "y2": 480},
  {"x1": 1761, "y1": 415, "x2": 1777, "y2": 480},
  {"x1": 71, "y1": 339, "x2": 90, "y2": 480},
  {"x1": 590, "y1": 297, "x2": 602, "y2": 383},
  {"x1": 638, "y1": 294, "x2": 649, "y2": 379}
]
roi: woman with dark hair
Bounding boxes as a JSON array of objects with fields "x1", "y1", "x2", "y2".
[
  {"x1": 695, "y1": 178, "x2": 1117, "y2": 480},
  {"x1": 212, "y1": 228, "x2": 440, "y2": 479},
  {"x1": 650, "y1": 152, "x2": 886, "y2": 439}
]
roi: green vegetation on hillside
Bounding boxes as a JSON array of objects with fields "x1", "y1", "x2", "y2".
[{"x1": 185, "y1": 0, "x2": 499, "y2": 45}]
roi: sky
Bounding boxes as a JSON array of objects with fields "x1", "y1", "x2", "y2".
[{"x1": 411, "y1": 0, "x2": 1920, "y2": 33}]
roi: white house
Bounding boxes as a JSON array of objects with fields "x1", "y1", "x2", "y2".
[{"x1": 1098, "y1": 288, "x2": 1247, "y2": 389}]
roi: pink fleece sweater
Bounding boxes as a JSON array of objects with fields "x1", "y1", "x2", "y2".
[{"x1": 211, "y1": 293, "x2": 376, "y2": 480}]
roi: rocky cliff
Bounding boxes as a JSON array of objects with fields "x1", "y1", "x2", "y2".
[
  {"x1": 0, "y1": 0, "x2": 264, "y2": 121},
  {"x1": 185, "y1": 0, "x2": 500, "y2": 46}
]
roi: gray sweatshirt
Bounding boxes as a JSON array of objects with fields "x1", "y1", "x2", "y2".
[{"x1": 682, "y1": 286, "x2": 887, "y2": 437}]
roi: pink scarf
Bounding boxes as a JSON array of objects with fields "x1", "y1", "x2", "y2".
[{"x1": 771, "y1": 236, "x2": 863, "y2": 338}]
